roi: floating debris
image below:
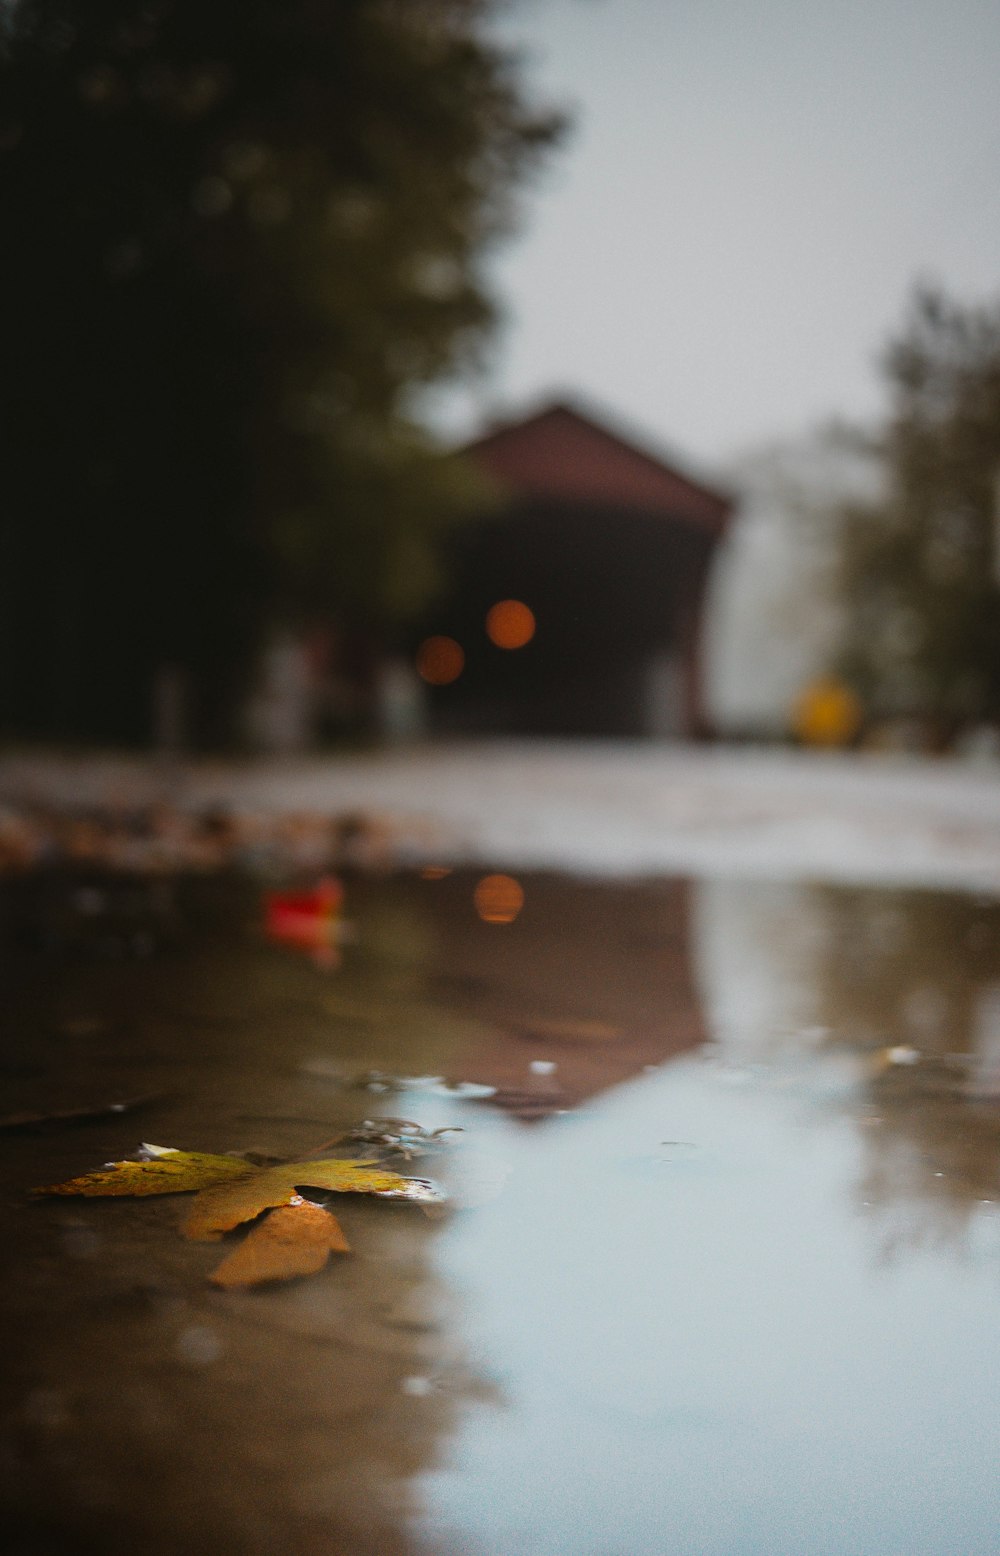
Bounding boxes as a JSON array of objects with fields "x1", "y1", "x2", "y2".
[
  {"x1": 474, "y1": 1086, "x2": 568, "y2": 1122},
  {"x1": 349, "y1": 1070, "x2": 497, "y2": 1100},
  {"x1": 352, "y1": 1070, "x2": 444, "y2": 1094},
  {"x1": 323, "y1": 1119, "x2": 463, "y2": 1161},
  {"x1": 431, "y1": 1080, "x2": 497, "y2": 1100}
]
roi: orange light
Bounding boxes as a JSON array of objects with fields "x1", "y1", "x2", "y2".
[
  {"x1": 416, "y1": 635, "x2": 464, "y2": 686},
  {"x1": 420, "y1": 865, "x2": 452, "y2": 880},
  {"x1": 473, "y1": 873, "x2": 525, "y2": 924},
  {"x1": 485, "y1": 599, "x2": 535, "y2": 650},
  {"x1": 792, "y1": 677, "x2": 862, "y2": 748}
]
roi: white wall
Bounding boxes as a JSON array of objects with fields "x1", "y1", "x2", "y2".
[{"x1": 704, "y1": 425, "x2": 883, "y2": 736}]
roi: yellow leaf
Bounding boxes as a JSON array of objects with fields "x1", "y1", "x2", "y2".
[
  {"x1": 183, "y1": 1173, "x2": 299, "y2": 1241},
  {"x1": 32, "y1": 1146, "x2": 255, "y2": 1198},
  {"x1": 182, "y1": 1156, "x2": 441, "y2": 1242},
  {"x1": 209, "y1": 1198, "x2": 350, "y2": 1288},
  {"x1": 277, "y1": 1157, "x2": 444, "y2": 1203}
]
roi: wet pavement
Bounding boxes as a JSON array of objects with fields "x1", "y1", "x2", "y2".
[
  {"x1": 2, "y1": 868, "x2": 1000, "y2": 1554},
  {"x1": 5, "y1": 742, "x2": 1000, "y2": 893}
]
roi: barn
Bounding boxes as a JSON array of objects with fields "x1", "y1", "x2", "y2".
[{"x1": 417, "y1": 399, "x2": 734, "y2": 738}]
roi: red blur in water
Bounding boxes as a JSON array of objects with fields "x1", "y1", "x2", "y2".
[{"x1": 263, "y1": 877, "x2": 345, "y2": 965}]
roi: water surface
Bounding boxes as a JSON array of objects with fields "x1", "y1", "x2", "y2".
[{"x1": 2, "y1": 870, "x2": 1000, "y2": 1554}]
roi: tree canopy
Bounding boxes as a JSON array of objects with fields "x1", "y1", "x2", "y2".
[
  {"x1": 0, "y1": 0, "x2": 561, "y2": 743},
  {"x1": 839, "y1": 286, "x2": 1000, "y2": 732}
]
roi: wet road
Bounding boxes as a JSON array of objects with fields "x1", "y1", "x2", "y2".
[
  {"x1": 4, "y1": 742, "x2": 1000, "y2": 892},
  {"x1": 2, "y1": 869, "x2": 1000, "y2": 1554}
]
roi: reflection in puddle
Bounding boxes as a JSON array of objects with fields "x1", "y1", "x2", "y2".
[
  {"x1": 418, "y1": 877, "x2": 1000, "y2": 1556},
  {"x1": 2, "y1": 872, "x2": 1000, "y2": 1553},
  {"x1": 472, "y1": 873, "x2": 525, "y2": 925},
  {"x1": 694, "y1": 880, "x2": 1000, "y2": 1256}
]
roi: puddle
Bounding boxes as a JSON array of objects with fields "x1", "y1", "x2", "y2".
[{"x1": 2, "y1": 870, "x2": 1000, "y2": 1553}]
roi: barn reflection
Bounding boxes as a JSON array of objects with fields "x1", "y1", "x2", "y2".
[{"x1": 420, "y1": 870, "x2": 707, "y2": 1115}]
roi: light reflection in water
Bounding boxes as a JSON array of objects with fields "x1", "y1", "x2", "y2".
[
  {"x1": 5, "y1": 870, "x2": 1000, "y2": 1554},
  {"x1": 411, "y1": 875, "x2": 1000, "y2": 1556},
  {"x1": 692, "y1": 879, "x2": 1000, "y2": 1252},
  {"x1": 472, "y1": 873, "x2": 525, "y2": 925}
]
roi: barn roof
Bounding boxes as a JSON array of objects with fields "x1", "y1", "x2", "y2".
[{"x1": 464, "y1": 399, "x2": 733, "y2": 534}]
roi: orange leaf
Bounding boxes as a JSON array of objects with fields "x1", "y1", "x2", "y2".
[
  {"x1": 209, "y1": 1198, "x2": 350, "y2": 1288},
  {"x1": 182, "y1": 1156, "x2": 440, "y2": 1242},
  {"x1": 183, "y1": 1173, "x2": 299, "y2": 1241}
]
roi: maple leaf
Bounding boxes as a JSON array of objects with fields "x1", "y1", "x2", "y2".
[
  {"x1": 181, "y1": 1155, "x2": 442, "y2": 1241},
  {"x1": 208, "y1": 1197, "x2": 351, "y2": 1288},
  {"x1": 31, "y1": 1142, "x2": 445, "y2": 1290},
  {"x1": 33, "y1": 1145, "x2": 442, "y2": 1214},
  {"x1": 31, "y1": 1146, "x2": 255, "y2": 1198}
]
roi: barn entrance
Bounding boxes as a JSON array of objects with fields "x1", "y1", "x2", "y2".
[{"x1": 414, "y1": 401, "x2": 733, "y2": 738}]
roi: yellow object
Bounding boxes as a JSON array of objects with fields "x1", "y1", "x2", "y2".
[
  {"x1": 32, "y1": 1144, "x2": 444, "y2": 1292},
  {"x1": 182, "y1": 1156, "x2": 441, "y2": 1241},
  {"x1": 209, "y1": 1199, "x2": 350, "y2": 1288},
  {"x1": 792, "y1": 677, "x2": 862, "y2": 747},
  {"x1": 32, "y1": 1146, "x2": 253, "y2": 1198}
]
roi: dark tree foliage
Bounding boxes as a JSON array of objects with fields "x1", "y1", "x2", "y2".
[
  {"x1": 840, "y1": 287, "x2": 1000, "y2": 730},
  {"x1": 0, "y1": 0, "x2": 560, "y2": 744}
]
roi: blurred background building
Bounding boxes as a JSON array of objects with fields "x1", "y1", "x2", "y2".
[
  {"x1": 414, "y1": 399, "x2": 733, "y2": 739},
  {"x1": 2, "y1": 2, "x2": 999, "y2": 758}
]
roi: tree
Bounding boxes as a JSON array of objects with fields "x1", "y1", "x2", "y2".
[
  {"x1": 0, "y1": 0, "x2": 561, "y2": 744},
  {"x1": 839, "y1": 287, "x2": 1000, "y2": 733}
]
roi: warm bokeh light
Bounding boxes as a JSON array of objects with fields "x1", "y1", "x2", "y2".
[
  {"x1": 485, "y1": 599, "x2": 535, "y2": 650},
  {"x1": 473, "y1": 873, "x2": 525, "y2": 924},
  {"x1": 263, "y1": 877, "x2": 344, "y2": 968},
  {"x1": 420, "y1": 865, "x2": 452, "y2": 880},
  {"x1": 792, "y1": 676, "x2": 863, "y2": 747},
  {"x1": 416, "y1": 635, "x2": 465, "y2": 685}
]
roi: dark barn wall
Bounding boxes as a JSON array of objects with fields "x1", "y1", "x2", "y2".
[{"x1": 420, "y1": 499, "x2": 716, "y2": 737}]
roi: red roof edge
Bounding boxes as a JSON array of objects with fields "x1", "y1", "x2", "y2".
[{"x1": 462, "y1": 395, "x2": 735, "y2": 533}]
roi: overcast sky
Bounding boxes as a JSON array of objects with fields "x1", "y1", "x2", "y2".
[{"x1": 430, "y1": 0, "x2": 1000, "y2": 469}]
